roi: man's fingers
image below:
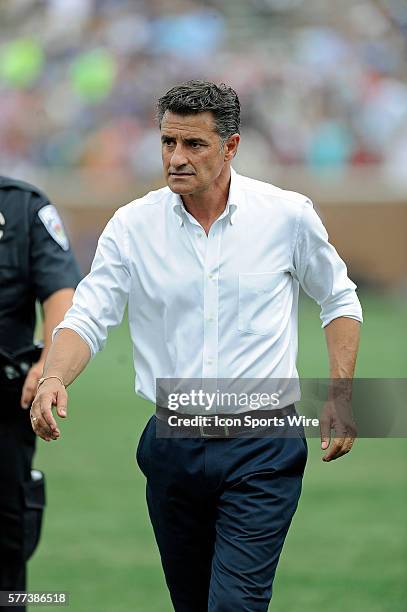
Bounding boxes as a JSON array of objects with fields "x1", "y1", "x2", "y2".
[
  {"x1": 20, "y1": 363, "x2": 44, "y2": 409},
  {"x1": 321, "y1": 437, "x2": 330, "y2": 450},
  {"x1": 30, "y1": 411, "x2": 59, "y2": 441},
  {"x1": 31, "y1": 416, "x2": 60, "y2": 441},
  {"x1": 342, "y1": 436, "x2": 355, "y2": 454},
  {"x1": 56, "y1": 387, "x2": 68, "y2": 418},
  {"x1": 38, "y1": 394, "x2": 59, "y2": 432},
  {"x1": 322, "y1": 438, "x2": 344, "y2": 461},
  {"x1": 320, "y1": 416, "x2": 331, "y2": 450},
  {"x1": 30, "y1": 391, "x2": 60, "y2": 440},
  {"x1": 20, "y1": 372, "x2": 38, "y2": 409},
  {"x1": 322, "y1": 437, "x2": 355, "y2": 462}
]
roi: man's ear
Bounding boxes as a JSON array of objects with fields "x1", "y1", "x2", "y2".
[{"x1": 224, "y1": 134, "x2": 240, "y2": 161}]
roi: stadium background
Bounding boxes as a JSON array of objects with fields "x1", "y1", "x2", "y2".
[{"x1": 0, "y1": 0, "x2": 406, "y2": 610}]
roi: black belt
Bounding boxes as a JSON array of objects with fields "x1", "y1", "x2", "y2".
[{"x1": 155, "y1": 404, "x2": 297, "y2": 438}]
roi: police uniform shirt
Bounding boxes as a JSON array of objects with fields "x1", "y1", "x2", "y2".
[{"x1": 0, "y1": 176, "x2": 81, "y2": 354}]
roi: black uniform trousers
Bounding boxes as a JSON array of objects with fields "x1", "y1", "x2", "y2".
[
  {"x1": 136, "y1": 415, "x2": 307, "y2": 612},
  {"x1": 0, "y1": 381, "x2": 45, "y2": 611}
]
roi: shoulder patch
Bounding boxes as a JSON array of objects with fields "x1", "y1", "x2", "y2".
[{"x1": 38, "y1": 205, "x2": 70, "y2": 251}]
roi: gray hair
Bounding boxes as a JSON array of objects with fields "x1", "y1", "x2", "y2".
[{"x1": 157, "y1": 80, "x2": 240, "y2": 142}]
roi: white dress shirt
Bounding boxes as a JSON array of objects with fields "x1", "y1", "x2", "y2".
[{"x1": 54, "y1": 169, "x2": 362, "y2": 408}]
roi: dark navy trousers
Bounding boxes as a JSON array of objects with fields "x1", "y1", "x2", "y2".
[{"x1": 136, "y1": 416, "x2": 307, "y2": 612}]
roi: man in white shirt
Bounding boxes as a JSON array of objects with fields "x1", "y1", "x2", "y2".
[{"x1": 30, "y1": 81, "x2": 362, "y2": 611}]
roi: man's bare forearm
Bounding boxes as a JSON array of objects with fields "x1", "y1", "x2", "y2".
[
  {"x1": 43, "y1": 328, "x2": 91, "y2": 387},
  {"x1": 324, "y1": 316, "x2": 360, "y2": 404},
  {"x1": 324, "y1": 316, "x2": 360, "y2": 379},
  {"x1": 40, "y1": 289, "x2": 75, "y2": 364}
]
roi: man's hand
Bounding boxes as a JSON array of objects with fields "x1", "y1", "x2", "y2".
[
  {"x1": 20, "y1": 360, "x2": 45, "y2": 409},
  {"x1": 30, "y1": 379, "x2": 68, "y2": 442},
  {"x1": 319, "y1": 398, "x2": 357, "y2": 462}
]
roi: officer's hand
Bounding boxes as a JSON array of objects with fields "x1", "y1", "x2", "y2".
[
  {"x1": 319, "y1": 398, "x2": 357, "y2": 462},
  {"x1": 30, "y1": 380, "x2": 68, "y2": 442},
  {"x1": 21, "y1": 360, "x2": 45, "y2": 409}
]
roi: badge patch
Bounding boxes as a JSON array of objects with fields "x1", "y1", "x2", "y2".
[{"x1": 38, "y1": 205, "x2": 69, "y2": 251}]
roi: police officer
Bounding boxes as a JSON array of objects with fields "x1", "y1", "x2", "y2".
[{"x1": 0, "y1": 176, "x2": 80, "y2": 607}]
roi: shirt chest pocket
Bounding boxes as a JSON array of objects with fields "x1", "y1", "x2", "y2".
[{"x1": 238, "y1": 272, "x2": 290, "y2": 336}]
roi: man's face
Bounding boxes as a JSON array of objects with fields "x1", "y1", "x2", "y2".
[{"x1": 160, "y1": 111, "x2": 236, "y2": 196}]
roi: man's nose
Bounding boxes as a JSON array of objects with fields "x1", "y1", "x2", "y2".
[{"x1": 170, "y1": 143, "x2": 188, "y2": 168}]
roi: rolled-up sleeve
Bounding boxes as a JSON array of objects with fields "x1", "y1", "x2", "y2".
[
  {"x1": 53, "y1": 212, "x2": 130, "y2": 356},
  {"x1": 293, "y1": 199, "x2": 363, "y2": 328}
]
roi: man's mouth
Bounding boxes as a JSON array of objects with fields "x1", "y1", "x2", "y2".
[{"x1": 169, "y1": 172, "x2": 194, "y2": 176}]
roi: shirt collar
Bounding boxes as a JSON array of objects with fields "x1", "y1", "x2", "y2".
[{"x1": 171, "y1": 167, "x2": 240, "y2": 227}]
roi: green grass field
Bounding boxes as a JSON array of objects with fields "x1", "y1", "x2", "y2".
[{"x1": 30, "y1": 291, "x2": 407, "y2": 611}]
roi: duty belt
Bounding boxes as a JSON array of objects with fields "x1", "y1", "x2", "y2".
[{"x1": 0, "y1": 343, "x2": 43, "y2": 383}]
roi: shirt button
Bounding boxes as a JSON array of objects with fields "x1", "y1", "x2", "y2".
[
  {"x1": 207, "y1": 358, "x2": 213, "y2": 365},
  {"x1": 208, "y1": 273, "x2": 216, "y2": 280},
  {"x1": 207, "y1": 316, "x2": 214, "y2": 322}
]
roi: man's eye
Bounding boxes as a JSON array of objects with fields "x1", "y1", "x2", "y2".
[{"x1": 190, "y1": 142, "x2": 201, "y2": 149}]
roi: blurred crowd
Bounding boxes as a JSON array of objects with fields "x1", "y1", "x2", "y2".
[{"x1": 0, "y1": 0, "x2": 406, "y2": 182}]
